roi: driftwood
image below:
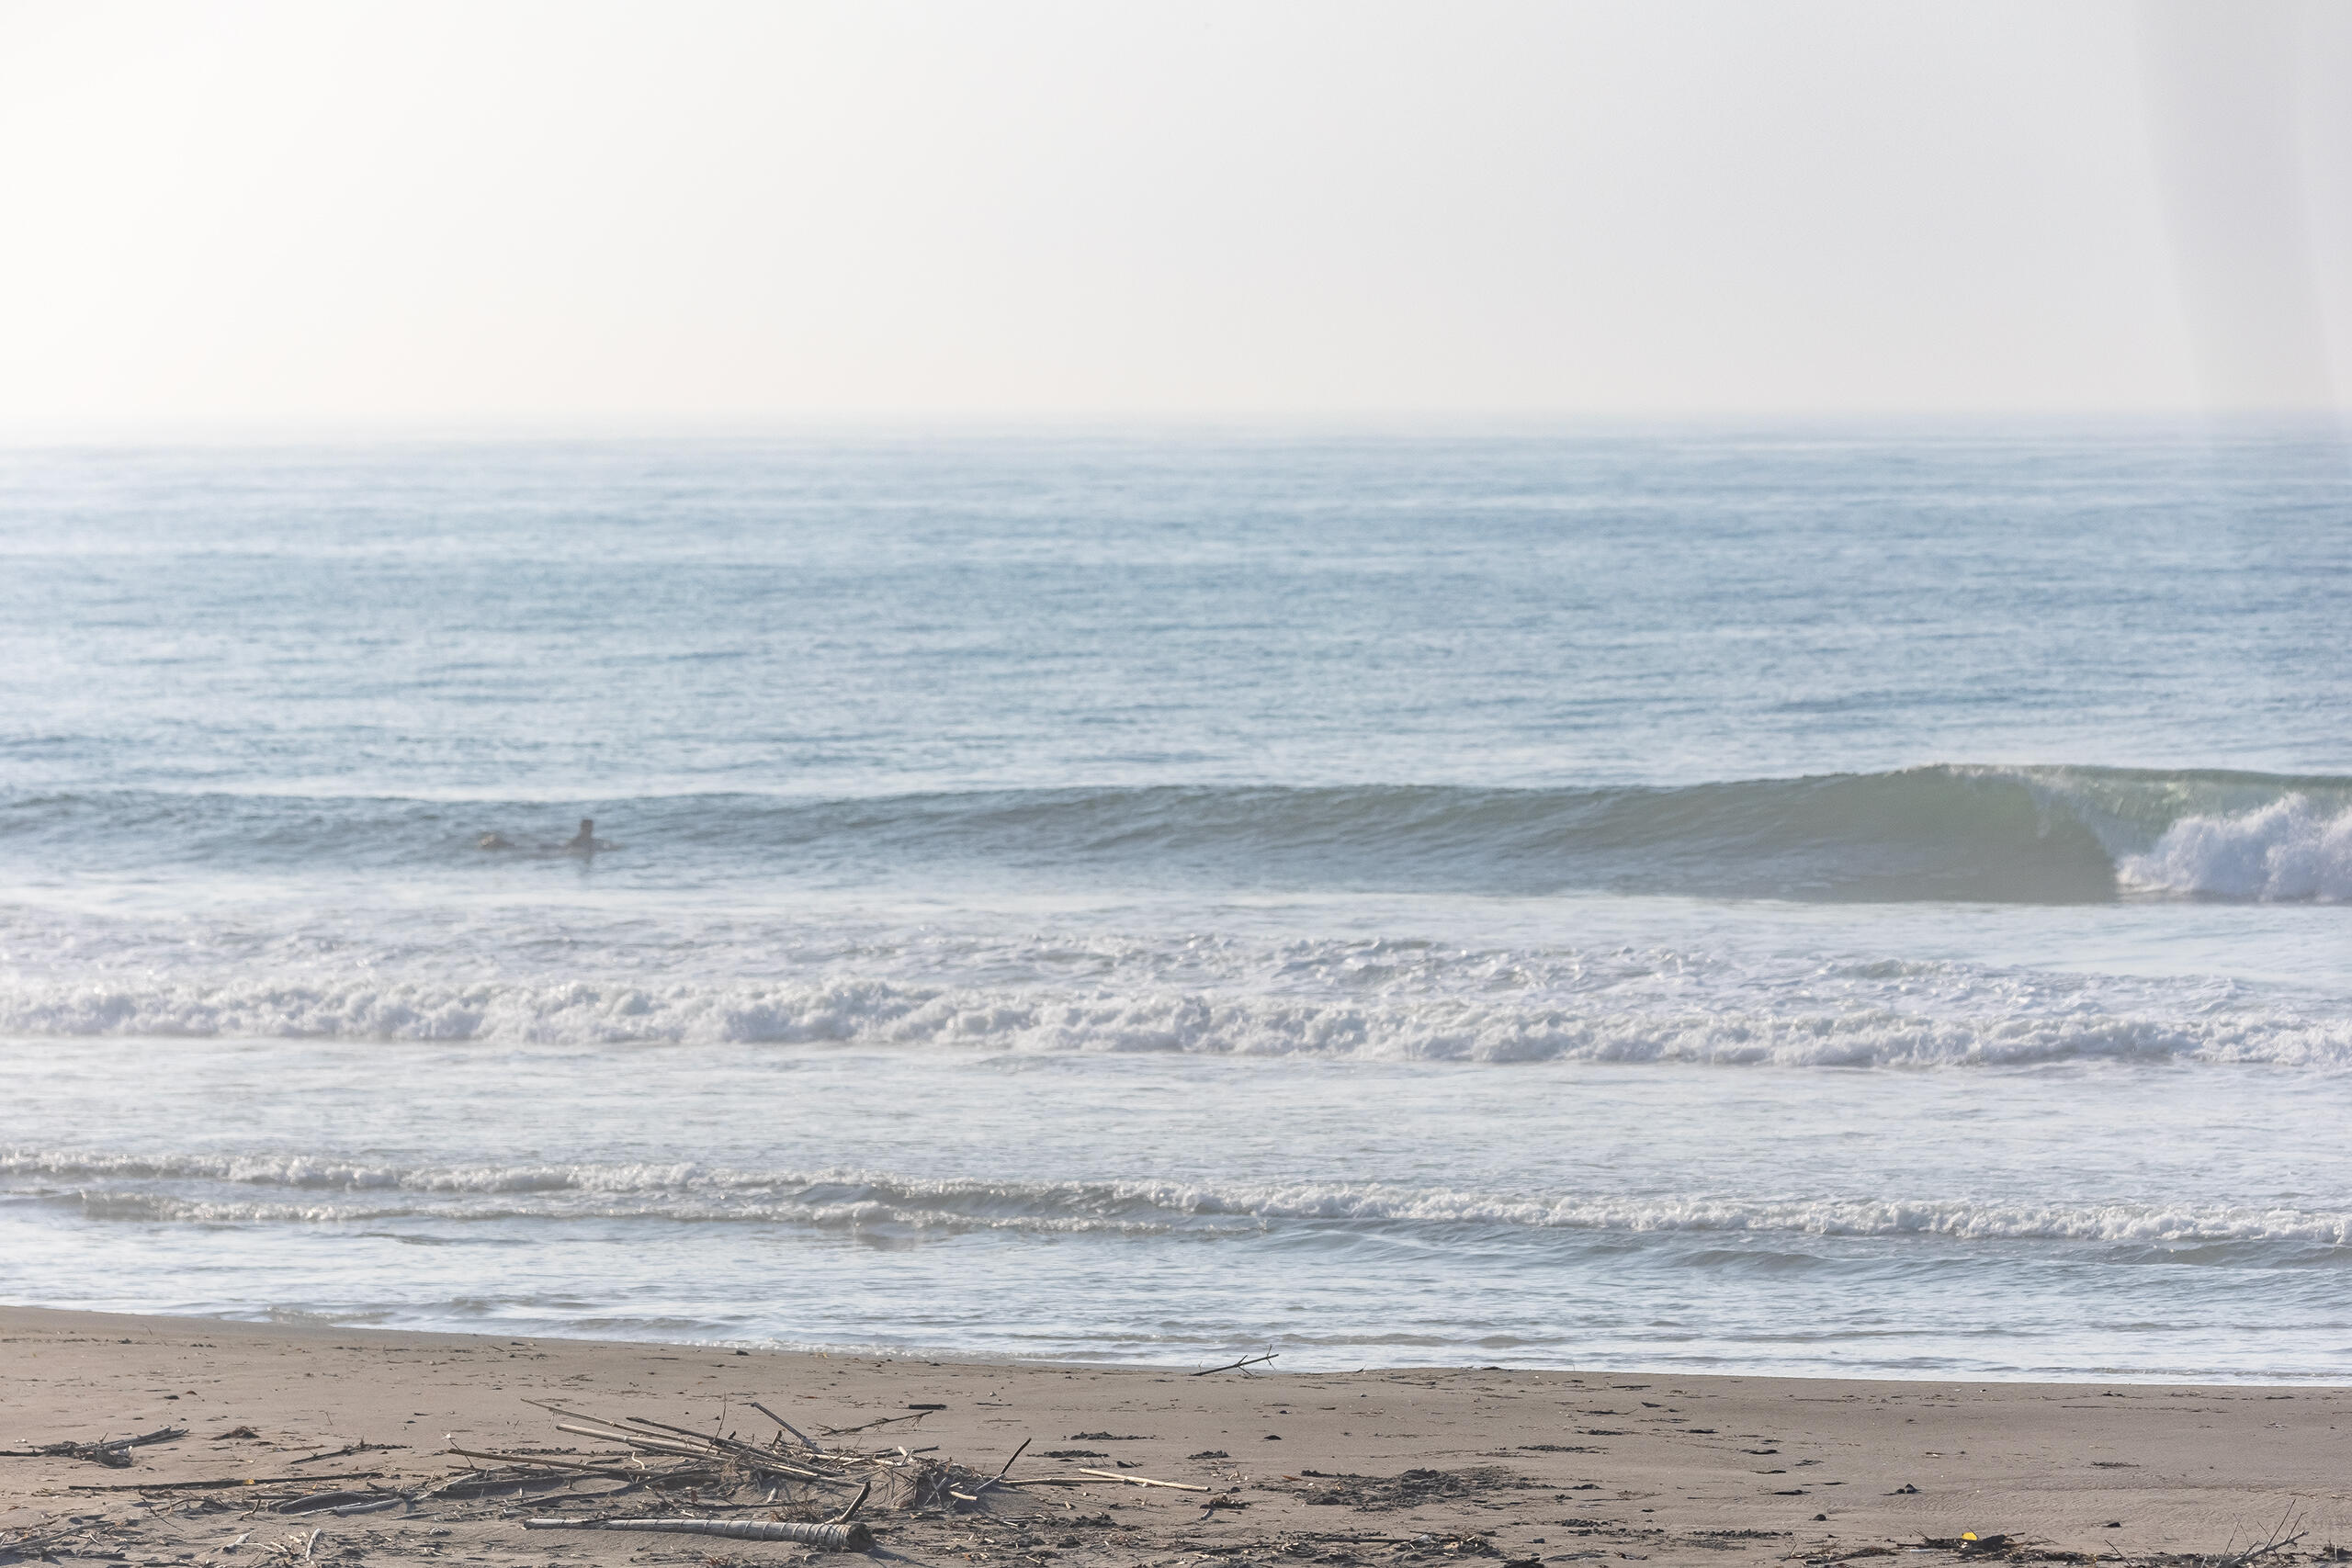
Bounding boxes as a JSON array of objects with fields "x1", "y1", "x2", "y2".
[
  {"x1": 2213, "y1": 1505, "x2": 2310, "y2": 1568},
  {"x1": 481, "y1": 1390, "x2": 1153, "y2": 1538},
  {"x1": 748, "y1": 1401, "x2": 820, "y2": 1449},
  {"x1": 545, "y1": 1417, "x2": 841, "y2": 1484},
  {"x1": 1076, "y1": 1465, "x2": 1207, "y2": 1491},
  {"x1": 318, "y1": 1496, "x2": 407, "y2": 1517},
  {"x1": 443, "y1": 1446, "x2": 644, "y2": 1477},
  {"x1": 1002, "y1": 1469, "x2": 1210, "y2": 1493},
  {"x1": 521, "y1": 1398, "x2": 953, "y2": 1504},
  {"x1": 287, "y1": 1441, "x2": 406, "y2": 1466},
  {"x1": 1192, "y1": 1353, "x2": 1278, "y2": 1377},
  {"x1": 424, "y1": 1467, "x2": 649, "y2": 1501},
  {"x1": 523, "y1": 1516, "x2": 873, "y2": 1551},
  {"x1": 1, "y1": 1425, "x2": 187, "y2": 1468},
  {"x1": 615, "y1": 1414, "x2": 840, "y2": 1481},
  {"x1": 816, "y1": 1410, "x2": 934, "y2": 1438},
  {"x1": 274, "y1": 1490, "x2": 400, "y2": 1516},
  {"x1": 439, "y1": 1448, "x2": 653, "y2": 1485},
  {"x1": 489, "y1": 1397, "x2": 1004, "y2": 1532},
  {"x1": 68, "y1": 1470, "x2": 385, "y2": 1493},
  {"x1": 2228, "y1": 1531, "x2": 2310, "y2": 1567}
]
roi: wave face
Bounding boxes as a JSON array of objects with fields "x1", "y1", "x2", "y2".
[{"x1": 5, "y1": 765, "x2": 2349, "y2": 904}]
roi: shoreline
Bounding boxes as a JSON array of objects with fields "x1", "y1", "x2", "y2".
[
  {"x1": 6, "y1": 1299, "x2": 2346, "y2": 1392},
  {"x1": 5, "y1": 1307, "x2": 2348, "y2": 1565}
]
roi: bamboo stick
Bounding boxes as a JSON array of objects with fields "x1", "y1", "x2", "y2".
[{"x1": 523, "y1": 1517, "x2": 872, "y2": 1551}]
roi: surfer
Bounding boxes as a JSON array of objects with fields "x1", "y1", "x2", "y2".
[{"x1": 565, "y1": 818, "x2": 599, "y2": 855}]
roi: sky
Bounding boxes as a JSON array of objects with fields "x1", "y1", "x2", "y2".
[{"x1": 0, "y1": 0, "x2": 2346, "y2": 429}]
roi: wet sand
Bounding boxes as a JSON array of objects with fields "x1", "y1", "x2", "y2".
[{"x1": 4, "y1": 1306, "x2": 2348, "y2": 1566}]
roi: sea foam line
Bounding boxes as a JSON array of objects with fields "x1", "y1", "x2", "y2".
[
  {"x1": 2, "y1": 977, "x2": 2346, "y2": 1066},
  {"x1": 10, "y1": 1151, "x2": 2352, "y2": 1246}
]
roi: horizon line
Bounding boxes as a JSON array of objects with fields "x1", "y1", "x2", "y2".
[{"x1": 4, "y1": 407, "x2": 2349, "y2": 448}]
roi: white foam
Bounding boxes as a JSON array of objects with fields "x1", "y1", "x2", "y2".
[
  {"x1": 14, "y1": 1150, "x2": 2351, "y2": 1247},
  {"x1": 5, "y1": 976, "x2": 2350, "y2": 1066},
  {"x1": 2121, "y1": 795, "x2": 2352, "y2": 900}
]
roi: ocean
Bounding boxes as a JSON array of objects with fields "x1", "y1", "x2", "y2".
[{"x1": 3, "y1": 424, "x2": 2349, "y2": 1382}]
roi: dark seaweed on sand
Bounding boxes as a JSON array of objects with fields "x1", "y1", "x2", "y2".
[{"x1": 1294, "y1": 1466, "x2": 1531, "y2": 1511}]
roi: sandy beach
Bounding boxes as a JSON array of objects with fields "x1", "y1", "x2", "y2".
[{"x1": 4, "y1": 1307, "x2": 2346, "y2": 1566}]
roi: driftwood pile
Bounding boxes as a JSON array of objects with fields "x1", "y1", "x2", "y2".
[
  {"x1": 1, "y1": 1393, "x2": 1223, "y2": 1560},
  {"x1": 445, "y1": 1396, "x2": 1209, "y2": 1541}
]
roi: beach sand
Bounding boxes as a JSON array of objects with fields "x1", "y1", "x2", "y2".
[{"x1": 4, "y1": 1306, "x2": 2347, "y2": 1566}]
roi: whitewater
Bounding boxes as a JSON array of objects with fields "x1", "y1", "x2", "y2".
[{"x1": 3, "y1": 425, "x2": 2349, "y2": 1381}]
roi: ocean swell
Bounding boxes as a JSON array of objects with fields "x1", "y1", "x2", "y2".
[{"x1": 5, "y1": 764, "x2": 2348, "y2": 903}]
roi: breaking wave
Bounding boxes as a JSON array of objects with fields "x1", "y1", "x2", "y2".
[
  {"x1": 4, "y1": 764, "x2": 2349, "y2": 903},
  {"x1": 2120, "y1": 794, "x2": 2352, "y2": 900},
  {"x1": 10, "y1": 1151, "x2": 2350, "y2": 1249},
  {"x1": 2, "y1": 975, "x2": 2346, "y2": 1065}
]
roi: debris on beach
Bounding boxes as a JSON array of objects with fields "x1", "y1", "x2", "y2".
[
  {"x1": 0, "y1": 1425, "x2": 186, "y2": 1469},
  {"x1": 0, "y1": 1513, "x2": 133, "y2": 1562},
  {"x1": 522, "y1": 1514, "x2": 875, "y2": 1550},
  {"x1": 2, "y1": 1391, "x2": 1242, "y2": 1565},
  {"x1": 14, "y1": 1386, "x2": 2345, "y2": 1568},
  {"x1": 1289, "y1": 1466, "x2": 1532, "y2": 1511},
  {"x1": 1912, "y1": 1536, "x2": 2098, "y2": 1563}
]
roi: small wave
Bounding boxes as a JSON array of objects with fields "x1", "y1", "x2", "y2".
[
  {"x1": 13, "y1": 1151, "x2": 2350, "y2": 1247},
  {"x1": 53, "y1": 1192, "x2": 1183, "y2": 1235},
  {"x1": 2120, "y1": 794, "x2": 2352, "y2": 901}
]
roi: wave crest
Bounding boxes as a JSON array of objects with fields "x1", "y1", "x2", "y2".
[{"x1": 2120, "y1": 794, "x2": 2352, "y2": 901}]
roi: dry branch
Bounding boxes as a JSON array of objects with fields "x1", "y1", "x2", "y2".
[
  {"x1": 1, "y1": 1425, "x2": 188, "y2": 1467},
  {"x1": 287, "y1": 1442, "x2": 405, "y2": 1467},
  {"x1": 67, "y1": 1470, "x2": 385, "y2": 1494},
  {"x1": 1074, "y1": 1466, "x2": 1209, "y2": 1491},
  {"x1": 748, "y1": 1401, "x2": 820, "y2": 1449},
  {"x1": 442, "y1": 1446, "x2": 642, "y2": 1477}
]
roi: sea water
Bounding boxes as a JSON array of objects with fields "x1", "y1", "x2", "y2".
[{"x1": 3, "y1": 424, "x2": 2349, "y2": 1381}]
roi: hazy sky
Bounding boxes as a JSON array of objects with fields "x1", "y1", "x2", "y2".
[{"x1": 0, "y1": 0, "x2": 2345, "y2": 428}]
